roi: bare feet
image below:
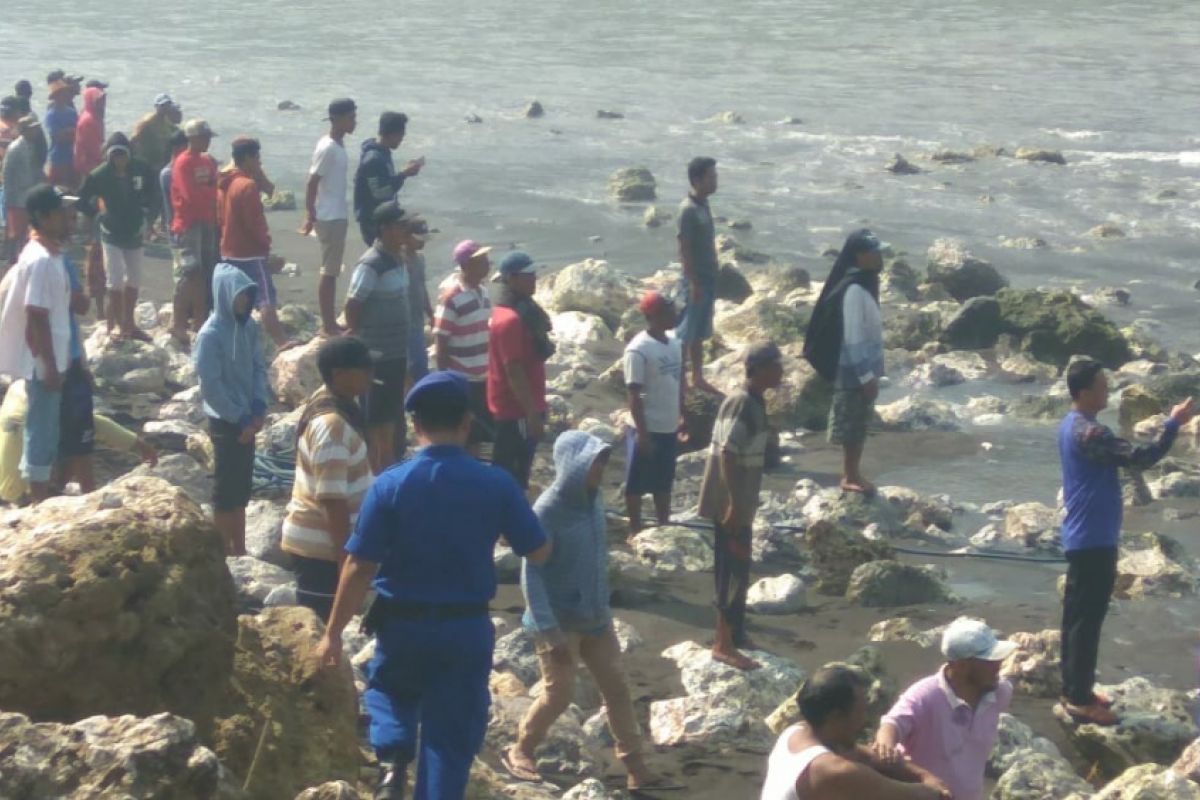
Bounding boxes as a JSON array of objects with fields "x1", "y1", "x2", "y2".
[
  {"x1": 1092, "y1": 691, "x2": 1114, "y2": 708},
  {"x1": 500, "y1": 746, "x2": 542, "y2": 783},
  {"x1": 319, "y1": 324, "x2": 345, "y2": 338},
  {"x1": 711, "y1": 646, "x2": 761, "y2": 671},
  {"x1": 840, "y1": 477, "x2": 877, "y2": 496},
  {"x1": 1062, "y1": 700, "x2": 1118, "y2": 726}
]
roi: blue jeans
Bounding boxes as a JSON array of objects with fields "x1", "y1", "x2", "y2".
[
  {"x1": 22, "y1": 376, "x2": 63, "y2": 483},
  {"x1": 365, "y1": 614, "x2": 494, "y2": 798},
  {"x1": 677, "y1": 281, "x2": 716, "y2": 343}
]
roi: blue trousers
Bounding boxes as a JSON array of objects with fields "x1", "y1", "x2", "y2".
[{"x1": 366, "y1": 614, "x2": 494, "y2": 800}]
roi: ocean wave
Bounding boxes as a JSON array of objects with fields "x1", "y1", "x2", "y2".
[
  {"x1": 1071, "y1": 150, "x2": 1200, "y2": 165},
  {"x1": 1041, "y1": 128, "x2": 1106, "y2": 140}
]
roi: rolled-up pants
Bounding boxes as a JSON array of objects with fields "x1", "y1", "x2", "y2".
[
  {"x1": 365, "y1": 613, "x2": 493, "y2": 799},
  {"x1": 714, "y1": 519, "x2": 753, "y2": 645}
]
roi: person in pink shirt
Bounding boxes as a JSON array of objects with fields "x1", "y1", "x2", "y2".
[{"x1": 873, "y1": 617, "x2": 1017, "y2": 800}]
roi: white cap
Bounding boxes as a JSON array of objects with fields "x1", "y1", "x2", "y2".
[{"x1": 940, "y1": 617, "x2": 1017, "y2": 662}]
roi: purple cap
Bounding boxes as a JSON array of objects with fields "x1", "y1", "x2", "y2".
[{"x1": 453, "y1": 239, "x2": 492, "y2": 267}]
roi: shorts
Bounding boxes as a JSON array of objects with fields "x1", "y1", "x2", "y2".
[
  {"x1": 493, "y1": 417, "x2": 539, "y2": 490},
  {"x1": 209, "y1": 417, "x2": 255, "y2": 511},
  {"x1": 294, "y1": 554, "x2": 339, "y2": 621},
  {"x1": 468, "y1": 380, "x2": 494, "y2": 444},
  {"x1": 58, "y1": 362, "x2": 96, "y2": 458},
  {"x1": 828, "y1": 389, "x2": 874, "y2": 446},
  {"x1": 176, "y1": 223, "x2": 219, "y2": 279},
  {"x1": 315, "y1": 218, "x2": 349, "y2": 277},
  {"x1": 677, "y1": 281, "x2": 716, "y2": 343},
  {"x1": 364, "y1": 357, "x2": 407, "y2": 428},
  {"x1": 101, "y1": 242, "x2": 144, "y2": 290},
  {"x1": 46, "y1": 160, "x2": 78, "y2": 190},
  {"x1": 222, "y1": 258, "x2": 278, "y2": 309},
  {"x1": 21, "y1": 375, "x2": 63, "y2": 483},
  {"x1": 624, "y1": 429, "x2": 678, "y2": 496}
]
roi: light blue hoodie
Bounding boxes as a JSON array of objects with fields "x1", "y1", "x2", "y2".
[
  {"x1": 522, "y1": 430, "x2": 612, "y2": 635},
  {"x1": 193, "y1": 263, "x2": 269, "y2": 428}
]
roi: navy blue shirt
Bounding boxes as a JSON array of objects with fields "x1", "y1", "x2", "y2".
[
  {"x1": 1058, "y1": 409, "x2": 1178, "y2": 552},
  {"x1": 346, "y1": 444, "x2": 547, "y2": 603}
]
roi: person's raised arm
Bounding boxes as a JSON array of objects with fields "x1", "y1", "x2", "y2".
[{"x1": 1075, "y1": 399, "x2": 1194, "y2": 469}]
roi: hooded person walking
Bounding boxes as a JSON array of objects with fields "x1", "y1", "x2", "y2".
[
  {"x1": 504, "y1": 430, "x2": 667, "y2": 791},
  {"x1": 802, "y1": 228, "x2": 885, "y2": 495},
  {"x1": 194, "y1": 264, "x2": 269, "y2": 557}
]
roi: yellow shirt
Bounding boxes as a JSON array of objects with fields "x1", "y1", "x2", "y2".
[{"x1": 0, "y1": 381, "x2": 139, "y2": 503}]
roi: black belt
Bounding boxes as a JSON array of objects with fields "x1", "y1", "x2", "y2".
[{"x1": 362, "y1": 597, "x2": 489, "y2": 634}]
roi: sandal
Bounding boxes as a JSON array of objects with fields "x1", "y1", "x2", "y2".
[
  {"x1": 500, "y1": 747, "x2": 543, "y2": 783},
  {"x1": 1062, "y1": 701, "x2": 1118, "y2": 726}
]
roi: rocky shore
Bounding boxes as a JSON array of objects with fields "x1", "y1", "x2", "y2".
[{"x1": 2, "y1": 202, "x2": 1200, "y2": 798}]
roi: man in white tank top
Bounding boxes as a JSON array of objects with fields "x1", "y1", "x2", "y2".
[{"x1": 761, "y1": 666, "x2": 952, "y2": 800}]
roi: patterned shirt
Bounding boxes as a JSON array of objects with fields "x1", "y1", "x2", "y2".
[
  {"x1": 698, "y1": 390, "x2": 770, "y2": 525},
  {"x1": 283, "y1": 413, "x2": 373, "y2": 562},
  {"x1": 434, "y1": 277, "x2": 492, "y2": 380}
]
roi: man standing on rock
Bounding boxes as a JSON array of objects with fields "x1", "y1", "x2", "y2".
[
  {"x1": 302, "y1": 98, "x2": 356, "y2": 337},
  {"x1": 872, "y1": 617, "x2": 1015, "y2": 800},
  {"x1": 762, "y1": 665, "x2": 951, "y2": 799},
  {"x1": 344, "y1": 201, "x2": 414, "y2": 472},
  {"x1": 698, "y1": 342, "x2": 783, "y2": 671},
  {"x1": 1057, "y1": 358, "x2": 1193, "y2": 725},
  {"x1": 132, "y1": 93, "x2": 182, "y2": 177},
  {"x1": 42, "y1": 80, "x2": 79, "y2": 189},
  {"x1": 316, "y1": 371, "x2": 551, "y2": 800},
  {"x1": 282, "y1": 336, "x2": 374, "y2": 619},
  {"x1": 434, "y1": 239, "x2": 494, "y2": 454},
  {"x1": 488, "y1": 251, "x2": 554, "y2": 490},
  {"x1": 171, "y1": 119, "x2": 220, "y2": 345},
  {"x1": 623, "y1": 290, "x2": 685, "y2": 535},
  {"x1": 354, "y1": 111, "x2": 423, "y2": 246},
  {"x1": 803, "y1": 229, "x2": 885, "y2": 495},
  {"x1": 194, "y1": 263, "x2": 269, "y2": 556},
  {"x1": 676, "y1": 156, "x2": 721, "y2": 395}
]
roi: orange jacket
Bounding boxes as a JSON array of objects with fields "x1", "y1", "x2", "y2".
[{"x1": 217, "y1": 166, "x2": 270, "y2": 258}]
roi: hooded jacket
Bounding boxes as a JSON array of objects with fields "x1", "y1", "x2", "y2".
[
  {"x1": 521, "y1": 431, "x2": 612, "y2": 635},
  {"x1": 73, "y1": 87, "x2": 105, "y2": 177},
  {"x1": 353, "y1": 138, "x2": 405, "y2": 228},
  {"x1": 217, "y1": 165, "x2": 271, "y2": 259},
  {"x1": 193, "y1": 264, "x2": 269, "y2": 428},
  {"x1": 77, "y1": 142, "x2": 160, "y2": 249}
]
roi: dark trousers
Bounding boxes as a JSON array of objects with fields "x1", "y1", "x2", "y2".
[
  {"x1": 714, "y1": 519, "x2": 753, "y2": 646},
  {"x1": 294, "y1": 555, "x2": 339, "y2": 622},
  {"x1": 493, "y1": 419, "x2": 536, "y2": 490},
  {"x1": 365, "y1": 614, "x2": 494, "y2": 799},
  {"x1": 1060, "y1": 546, "x2": 1119, "y2": 705}
]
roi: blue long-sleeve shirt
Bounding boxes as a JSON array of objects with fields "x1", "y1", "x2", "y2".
[{"x1": 1058, "y1": 409, "x2": 1179, "y2": 552}]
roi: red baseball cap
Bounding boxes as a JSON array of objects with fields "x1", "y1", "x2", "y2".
[{"x1": 638, "y1": 290, "x2": 671, "y2": 315}]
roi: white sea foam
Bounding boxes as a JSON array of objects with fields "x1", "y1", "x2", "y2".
[{"x1": 1042, "y1": 128, "x2": 1106, "y2": 140}]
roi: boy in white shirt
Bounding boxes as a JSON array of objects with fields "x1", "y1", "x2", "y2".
[{"x1": 301, "y1": 98, "x2": 356, "y2": 336}]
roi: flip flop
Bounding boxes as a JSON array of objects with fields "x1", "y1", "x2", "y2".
[
  {"x1": 629, "y1": 779, "x2": 687, "y2": 794},
  {"x1": 1062, "y1": 702, "x2": 1118, "y2": 727},
  {"x1": 500, "y1": 749, "x2": 543, "y2": 784}
]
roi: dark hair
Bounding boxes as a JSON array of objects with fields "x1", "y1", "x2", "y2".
[
  {"x1": 687, "y1": 156, "x2": 717, "y2": 187},
  {"x1": 169, "y1": 130, "x2": 189, "y2": 153},
  {"x1": 797, "y1": 665, "x2": 866, "y2": 728},
  {"x1": 46, "y1": 70, "x2": 64, "y2": 85},
  {"x1": 1067, "y1": 358, "x2": 1105, "y2": 400},
  {"x1": 317, "y1": 335, "x2": 373, "y2": 385},
  {"x1": 379, "y1": 111, "x2": 408, "y2": 137},
  {"x1": 411, "y1": 394, "x2": 470, "y2": 433},
  {"x1": 231, "y1": 137, "x2": 261, "y2": 164},
  {"x1": 15, "y1": 80, "x2": 32, "y2": 98}
]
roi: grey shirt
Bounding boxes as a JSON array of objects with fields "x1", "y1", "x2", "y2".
[
  {"x1": 677, "y1": 193, "x2": 719, "y2": 286},
  {"x1": 347, "y1": 245, "x2": 410, "y2": 362},
  {"x1": 2, "y1": 138, "x2": 40, "y2": 212}
]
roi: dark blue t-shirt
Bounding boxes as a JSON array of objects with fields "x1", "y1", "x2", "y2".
[{"x1": 346, "y1": 444, "x2": 547, "y2": 604}]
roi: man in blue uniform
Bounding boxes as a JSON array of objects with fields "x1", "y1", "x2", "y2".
[{"x1": 317, "y1": 370, "x2": 551, "y2": 800}]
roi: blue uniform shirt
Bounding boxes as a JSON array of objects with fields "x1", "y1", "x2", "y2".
[{"x1": 347, "y1": 444, "x2": 547, "y2": 603}]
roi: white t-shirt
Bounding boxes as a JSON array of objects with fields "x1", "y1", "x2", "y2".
[
  {"x1": 0, "y1": 239, "x2": 72, "y2": 380},
  {"x1": 308, "y1": 135, "x2": 349, "y2": 221},
  {"x1": 623, "y1": 331, "x2": 683, "y2": 434}
]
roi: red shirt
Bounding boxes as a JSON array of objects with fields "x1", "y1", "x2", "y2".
[
  {"x1": 170, "y1": 149, "x2": 218, "y2": 235},
  {"x1": 487, "y1": 305, "x2": 547, "y2": 421}
]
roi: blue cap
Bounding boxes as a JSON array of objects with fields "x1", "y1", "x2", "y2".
[
  {"x1": 843, "y1": 228, "x2": 882, "y2": 256},
  {"x1": 404, "y1": 370, "x2": 471, "y2": 413},
  {"x1": 493, "y1": 250, "x2": 537, "y2": 282}
]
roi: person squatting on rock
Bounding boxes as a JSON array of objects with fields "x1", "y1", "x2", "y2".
[
  {"x1": 434, "y1": 239, "x2": 495, "y2": 455},
  {"x1": 488, "y1": 250, "x2": 554, "y2": 490},
  {"x1": 282, "y1": 336, "x2": 374, "y2": 620},
  {"x1": 873, "y1": 617, "x2": 1016, "y2": 800},
  {"x1": 217, "y1": 135, "x2": 294, "y2": 349},
  {"x1": 303, "y1": 97, "x2": 356, "y2": 337},
  {"x1": 344, "y1": 201, "x2": 417, "y2": 473},
  {"x1": 316, "y1": 371, "x2": 551, "y2": 800},
  {"x1": 170, "y1": 118, "x2": 220, "y2": 344},
  {"x1": 502, "y1": 430, "x2": 667, "y2": 791},
  {"x1": 1057, "y1": 357, "x2": 1194, "y2": 725},
  {"x1": 76, "y1": 131, "x2": 160, "y2": 341},
  {"x1": 193, "y1": 263, "x2": 269, "y2": 556},
  {"x1": 676, "y1": 155, "x2": 721, "y2": 395},
  {"x1": 699, "y1": 342, "x2": 784, "y2": 671},
  {"x1": 623, "y1": 289, "x2": 686, "y2": 536},
  {"x1": 354, "y1": 110, "x2": 423, "y2": 247},
  {"x1": 761, "y1": 665, "x2": 952, "y2": 800},
  {"x1": 803, "y1": 228, "x2": 885, "y2": 495},
  {"x1": 0, "y1": 185, "x2": 78, "y2": 503}
]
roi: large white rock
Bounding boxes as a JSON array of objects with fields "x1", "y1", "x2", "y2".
[
  {"x1": 1091, "y1": 764, "x2": 1200, "y2": 799},
  {"x1": 631, "y1": 525, "x2": 714, "y2": 573},
  {"x1": 552, "y1": 311, "x2": 615, "y2": 348},
  {"x1": 1000, "y1": 629, "x2": 1062, "y2": 699},
  {"x1": 876, "y1": 396, "x2": 961, "y2": 432},
  {"x1": 649, "y1": 696, "x2": 748, "y2": 746},
  {"x1": 988, "y1": 712, "x2": 1062, "y2": 778},
  {"x1": 269, "y1": 336, "x2": 322, "y2": 408},
  {"x1": 246, "y1": 498, "x2": 289, "y2": 567},
  {"x1": 537, "y1": 259, "x2": 639, "y2": 330},
  {"x1": 660, "y1": 641, "x2": 805, "y2": 717},
  {"x1": 747, "y1": 574, "x2": 807, "y2": 615},
  {"x1": 127, "y1": 452, "x2": 213, "y2": 508},
  {"x1": 1003, "y1": 502, "x2": 1061, "y2": 552},
  {"x1": 226, "y1": 555, "x2": 295, "y2": 610}
]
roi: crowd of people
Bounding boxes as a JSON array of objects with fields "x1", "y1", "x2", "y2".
[{"x1": 0, "y1": 69, "x2": 1193, "y2": 800}]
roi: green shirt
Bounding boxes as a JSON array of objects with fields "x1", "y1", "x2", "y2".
[{"x1": 77, "y1": 159, "x2": 161, "y2": 249}]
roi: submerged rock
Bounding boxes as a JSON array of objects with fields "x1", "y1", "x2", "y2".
[
  {"x1": 886, "y1": 153, "x2": 922, "y2": 175},
  {"x1": 707, "y1": 110, "x2": 744, "y2": 124},
  {"x1": 608, "y1": 166, "x2": 656, "y2": 202},
  {"x1": 1089, "y1": 222, "x2": 1127, "y2": 239},
  {"x1": 1014, "y1": 147, "x2": 1067, "y2": 165},
  {"x1": 845, "y1": 560, "x2": 954, "y2": 607},
  {"x1": 642, "y1": 205, "x2": 669, "y2": 228},
  {"x1": 524, "y1": 100, "x2": 545, "y2": 118},
  {"x1": 876, "y1": 396, "x2": 961, "y2": 432}
]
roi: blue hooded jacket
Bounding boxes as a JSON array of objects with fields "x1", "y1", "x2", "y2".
[
  {"x1": 521, "y1": 431, "x2": 612, "y2": 635},
  {"x1": 193, "y1": 263, "x2": 269, "y2": 428}
]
